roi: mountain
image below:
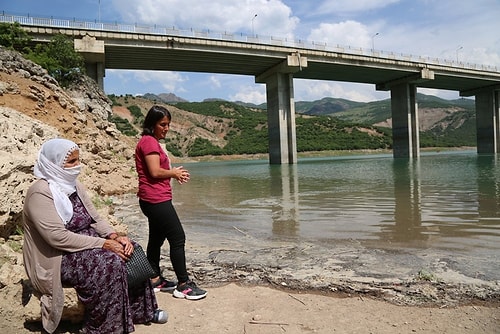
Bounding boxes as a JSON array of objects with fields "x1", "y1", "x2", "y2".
[
  {"x1": 141, "y1": 92, "x2": 188, "y2": 103},
  {"x1": 295, "y1": 97, "x2": 365, "y2": 116},
  {"x1": 296, "y1": 93, "x2": 475, "y2": 128}
]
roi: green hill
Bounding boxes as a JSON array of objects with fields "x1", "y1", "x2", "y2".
[{"x1": 108, "y1": 93, "x2": 476, "y2": 158}]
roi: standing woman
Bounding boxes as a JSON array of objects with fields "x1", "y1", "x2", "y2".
[
  {"x1": 135, "y1": 105, "x2": 207, "y2": 300},
  {"x1": 23, "y1": 138, "x2": 168, "y2": 334}
]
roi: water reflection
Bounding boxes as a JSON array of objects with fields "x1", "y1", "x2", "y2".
[
  {"x1": 386, "y1": 158, "x2": 425, "y2": 242},
  {"x1": 477, "y1": 155, "x2": 500, "y2": 221},
  {"x1": 269, "y1": 165, "x2": 299, "y2": 236}
]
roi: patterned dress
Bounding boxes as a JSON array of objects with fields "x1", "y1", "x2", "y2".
[{"x1": 60, "y1": 193, "x2": 157, "y2": 334}]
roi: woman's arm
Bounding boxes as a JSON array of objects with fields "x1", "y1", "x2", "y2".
[
  {"x1": 145, "y1": 153, "x2": 190, "y2": 183},
  {"x1": 24, "y1": 190, "x2": 105, "y2": 252}
]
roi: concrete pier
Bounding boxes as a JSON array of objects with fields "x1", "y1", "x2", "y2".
[
  {"x1": 475, "y1": 89, "x2": 500, "y2": 154},
  {"x1": 256, "y1": 54, "x2": 306, "y2": 164},
  {"x1": 390, "y1": 84, "x2": 419, "y2": 159}
]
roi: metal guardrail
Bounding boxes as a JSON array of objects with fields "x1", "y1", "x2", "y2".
[{"x1": 1, "y1": 12, "x2": 498, "y2": 73}]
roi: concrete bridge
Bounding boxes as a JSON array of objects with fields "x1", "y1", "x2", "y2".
[{"x1": 3, "y1": 14, "x2": 500, "y2": 164}]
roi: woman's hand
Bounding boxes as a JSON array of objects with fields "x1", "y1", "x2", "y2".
[
  {"x1": 103, "y1": 236, "x2": 133, "y2": 260},
  {"x1": 115, "y1": 236, "x2": 134, "y2": 256},
  {"x1": 173, "y1": 166, "x2": 190, "y2": 184}
]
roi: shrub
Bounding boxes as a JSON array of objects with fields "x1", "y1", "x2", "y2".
[{"x1": 25, "y1": 34, "x2": 85, "y2": 87}]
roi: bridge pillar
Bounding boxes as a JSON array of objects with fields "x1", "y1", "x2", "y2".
[
  {"x1": 74, "y1": 36, "x2": 105, "y2": 90},
  {"x1": 84, "y1": 62, "x2": 105, "y2": 89},
  {"x1": 264, "y1": 72, "x2": 297, "y2": 164},
  {"x1": 256, "y1": 53, "x2": 307, "y2": 164},
  {"x1": 390, "y1": 83, "x2": 419, "y2": 159},
  {"x1": 475, "y1": 89, "x2": 500, "y2": 154}
]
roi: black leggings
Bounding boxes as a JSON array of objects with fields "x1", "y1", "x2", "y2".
[{"x1": 139, "y1": 199, "x2": 189, "y2": 284}]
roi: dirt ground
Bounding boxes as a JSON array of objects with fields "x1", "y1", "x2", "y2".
[
  {"x1": 133, "y1": 283, "x2": 499, "y2": 334},
  {"x1": 12, "y1": 281, "x2": 500, "y2": 334}
]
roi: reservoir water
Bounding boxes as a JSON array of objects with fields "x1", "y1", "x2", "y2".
[{"x1": 118, "y1": 150, "x2": 500, "y2": 284}]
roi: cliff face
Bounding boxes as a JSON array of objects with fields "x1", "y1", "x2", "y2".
[
  {"x1": 0, "y1": 46, "x2": 143, "y2": 331},
  {"x1": 0, "y1": 46, "x2": 138, "y2": 239}
]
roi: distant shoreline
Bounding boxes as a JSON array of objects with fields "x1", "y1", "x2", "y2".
[{"x1": 172, "y1": 146, "x2": 477, "y2": 163}]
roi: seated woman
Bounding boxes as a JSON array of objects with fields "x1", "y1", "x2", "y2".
[{"x1": 22, "y1": 138, "x2": 167, "y2": 334}]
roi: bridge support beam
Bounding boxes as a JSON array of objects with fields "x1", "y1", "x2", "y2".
[
  {"x1": 377, "y1": 69, "x2": 434, "y2": 159},
  {"x1": 256, "y1": 53, "x2": 307, "y2": 164},
  {"x1": 84, "y1": 62, "x2": 105, "y2": 89},
  {"x1": 390, "y1": 83, "x2": 419, "y2": 159},
  {"x1": 475, "y1": 89, "x2": 500, "y2": 154},
  {"x1": 264, "y1": 72, "x2": 297, "y2": 164},
  {"x1": 74, "y1": 36, "x2": 105, "y2": 90}
]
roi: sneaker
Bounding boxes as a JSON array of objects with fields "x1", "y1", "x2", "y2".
[
  {"x1": 152, "y1": 277, "x2": 177, "y2": 292},
  {"x1": 152, "y1": 309, "x2": 168, "y2": 324},
  {"x1": 173, "y1": 280, "x2": 207, "y2": 300}
]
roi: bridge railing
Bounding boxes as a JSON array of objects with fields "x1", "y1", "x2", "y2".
[{"x1": 1, "y1": 12, "x2": 498, "y2": 73}]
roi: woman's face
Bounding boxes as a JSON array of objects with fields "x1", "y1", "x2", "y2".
[
  {"x1": 153, "y1": 116, "x2": 171, "y2": 140},
  {"x1": 63, "y1": 150, "x2": 80, "y2": 168}
]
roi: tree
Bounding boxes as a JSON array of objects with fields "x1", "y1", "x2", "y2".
[
  {"x1": 0, "y1": 22, "x2": 31, "y2": 50},
  {"x1": 26, "y1": 34, "x2": 85, "y2": 87}
]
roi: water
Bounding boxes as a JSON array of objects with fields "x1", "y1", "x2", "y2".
[
  {"x1": 117, "y1": 150, "x2": 500, "y2": 283},
  {"x1": 173, "y1": 151, "x2": 499, "y2": 251}
]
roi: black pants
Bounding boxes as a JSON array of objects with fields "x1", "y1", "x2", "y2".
[{"x1": 139, "y1": 199, "x2": 189, "y2": 283}]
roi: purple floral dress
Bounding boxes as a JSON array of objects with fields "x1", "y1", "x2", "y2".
[{"x1": 60, "y1": 192, "x2": 157, "y2": 334}]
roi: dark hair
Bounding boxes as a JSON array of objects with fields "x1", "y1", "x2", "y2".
[{"x1": 141, "y1": 105, "x2": 171, "y2": 136}]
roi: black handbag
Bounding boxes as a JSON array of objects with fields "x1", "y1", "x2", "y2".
[{"x1": 126, "y1": 243, "x2": 156, "y2": 288}]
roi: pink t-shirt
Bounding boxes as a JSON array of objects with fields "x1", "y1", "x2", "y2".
[{"x1": 135, "y1": 135, "x2": 172, "y2": 203}]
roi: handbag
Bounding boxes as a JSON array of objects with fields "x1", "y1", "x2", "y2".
[{"x1": 126, "y1": 243, "x2": 156, "y2": 288}]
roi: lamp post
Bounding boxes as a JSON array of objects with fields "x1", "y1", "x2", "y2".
[
  {"x1": 456, "y1": 46, "x2": 463, "y2": 63},
  {"x1": 252, "y1": 14, "x2": 257, "y2": 36},
  {"x1": 371, "y1": 32, "x2": 379, "y2": 52},
  {"x1": 98, "y1": 0, "x2": 101, "y2": 23}
]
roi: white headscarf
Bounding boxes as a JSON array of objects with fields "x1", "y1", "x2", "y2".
[{"x1": 34, "y1": 138, "x2": 81, "y2": 224}]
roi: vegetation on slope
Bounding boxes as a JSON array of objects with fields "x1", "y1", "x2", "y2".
[
  {"x1": 0, "y1": 22, "x2": 85, "y2": 87},
  {"x1": 109, "y1": 97, "x2": 393, "y2": 157}
]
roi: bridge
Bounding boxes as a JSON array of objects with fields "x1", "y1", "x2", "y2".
[{"x1": 3, "y1": 13, "x2": 500, "y2": 164}]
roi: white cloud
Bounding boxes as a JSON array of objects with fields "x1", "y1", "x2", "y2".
[
  {"x1": 134, "y1": 70, "x2": 187, "y2": 92},
  {"x1": 418, "y1": 88, "x2": 460, "y2": 100},
  {"x1": 105, "y1": 70, "x2": 188, "y2": 95},
  {"x1": 307, "y1": 21, "x2": 371, "y2": 49},
  {"x1": 230, "y1": 85, "x2": 266, "y2": 104},
  {"x1": 209, "y1": 75, "x2": 222, "y2": 89},
  {"x1": 112, "y1": 0, "x2": 299, "y2": 38},
  {"x1": 315, "y1": 0, "x2": 400, "y2": 14},
  {"x1": 295, "y1": 80, "x2": 389, "y2": 102}
]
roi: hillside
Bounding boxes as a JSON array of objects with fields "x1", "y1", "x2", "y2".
[
  {"x1": 108, "y1": 96, "x2": 394, "y2": 157},
  {"x1": 299, "y1": 94, "x2": 477, "y2": 147}
]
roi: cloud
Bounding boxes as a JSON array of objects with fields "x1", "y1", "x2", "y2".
[
  {"x1": 295, "y1": 80, "x2": 388, "y2": 102},
  {"x1": 209, "y1": 75, "x2": 222, "y2": 89},
  {"x1": 112, "y1": 0, "x2": 299, "y2": 38},
  {"x1": 307, "y1": 21, "x2": 371, "y2": 49},
  {"x1": 134, "y1": 70, "x2": 187, "y2": 92},
  {"x1": 230, "y1": 85, "x2": 266, "y2": 104},
  {"x1": 105, "y1": 70, "x2": 188, "y2": 95},
  {"x1": 315, "y1": 0, "x2": 400, "y2": 14}
]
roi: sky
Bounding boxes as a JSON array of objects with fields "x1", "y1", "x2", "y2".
[{"x1": 2, "y1": 0, "x2": 500, "y2": 103}]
